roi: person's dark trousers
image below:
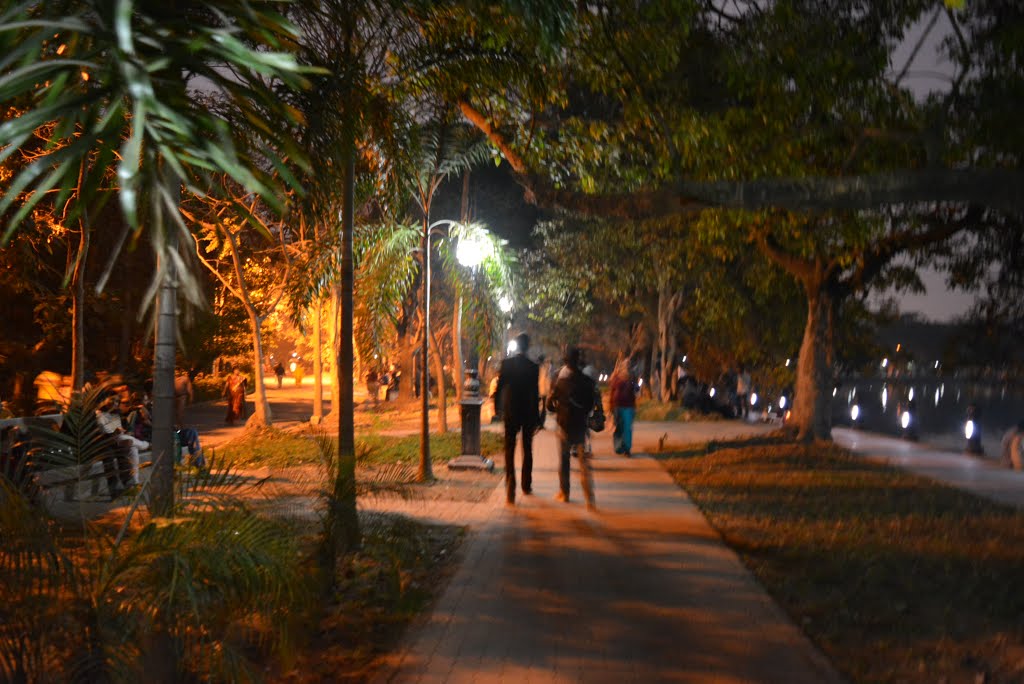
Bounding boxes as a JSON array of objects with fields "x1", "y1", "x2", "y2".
[
  {"x1": 102, "y1": 439, "x2": 133, "y2": 498},
  {"x1": 538, "y1": 396, "x2": 548, "y2": 427},
  {"x1": 557, "y1": 436, "x2": 571, "y2": 497},
  {"x1": 503, "y1": 422, "x2": 534, "y2": 502}
]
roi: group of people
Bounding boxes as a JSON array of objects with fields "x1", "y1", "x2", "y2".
[
  {"x1": 93, "y1": 381, "x2": 206, "y2": 500},
  {"x1": 364, "y1": 365, "x2": 401, "y2": 405},
  {"x1": 493, "y1": 333, "x2": 639, "y2": 510}
]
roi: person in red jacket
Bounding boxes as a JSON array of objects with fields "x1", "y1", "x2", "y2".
[{"x1": 609, "y1": 361, "x2": 638, "y2": 457}]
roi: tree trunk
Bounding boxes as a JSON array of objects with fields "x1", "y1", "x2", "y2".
[
  {"x1": 656, "y1": 283, "x2": 682, "y2": 402},
  {"x1": 312, "y1": 297, "x2": 324, "y2": 421},
  {"x1": 328, "y1": 286, "x2": 342, "y2": 415},
  {"x1": 150, "y1": 183, "x2": 179, "y2": 518},
  {"x1": 418, "y1": 219, "x2": 433, "y2": 482},
  {"x1": 789, "y1": 283, "x2": 834, "y2": 441},
  {"x1": 117, "y1": 285, "x2": 133, "y2": 377},
  {"x1": 648, "y1": 341, "x2": 659, "y2": 401},
  {"x1": 397, "y1": 332, "x2": 416, "y2": 403},
  {"x1": 430, "y1": 327, "x2": 447, "y2": 433},
  {"x1": 71, "y1": 220, "x2": 89, "y2": 391},
  {"x1": 246, "y1": 311, "x2": 271, "y2": 427},
  {"x1": 453, "y1": 297, "x2": 464, "y2": 403},
  {"x1": 336, "y1": 119, "x2": 359, "y2": 549}
]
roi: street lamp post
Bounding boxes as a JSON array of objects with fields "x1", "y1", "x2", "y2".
[
  {"x1": 449, "y1": 231, "x2": 494, "y2": 471},
  {"x1": 419, "y1": 221, "x2": 492, "y2": 480}
]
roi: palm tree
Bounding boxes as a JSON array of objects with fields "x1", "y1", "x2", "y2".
[{"x1": 0, "y1": 1, "x2": 311, "y2": 514}]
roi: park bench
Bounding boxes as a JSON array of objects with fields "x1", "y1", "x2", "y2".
[{"x1": 0, "y1": 414, "x2": 162, "y2": 501}]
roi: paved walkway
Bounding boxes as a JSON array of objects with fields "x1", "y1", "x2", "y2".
[
  {"x1": 832, "y1": 427, "x2": 1024, "y2": 509},
  {"x1": 371, "y1": 420, "x2": 843, "y2": 684}
]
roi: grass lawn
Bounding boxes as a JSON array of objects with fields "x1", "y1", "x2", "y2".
[
  {"x1": 659, "y1": 439, "x2": 1024, "y2": 684},
  {"x1": 273, "y1": 513, "x2": 466, "y2": 683},
  {"x1": 212, "y1": 426, "x2": 504, "y2": 469}
]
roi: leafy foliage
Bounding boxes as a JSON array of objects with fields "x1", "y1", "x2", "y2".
[{"x1": 1, "y1": 384, "x2": 308, "y2": 682}]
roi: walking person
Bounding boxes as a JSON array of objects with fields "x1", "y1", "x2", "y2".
[
  {"x1": 223, "y1": 368, "x2": 248, "y2": 426},
  {"x1": 735, "y1": 363, "x2": 751, "y2": 420},
  {"x1": 609, "y1": 361, "x2": 638, "y2": 457},
  {"x1": 274, "y1": 361, "x2": 285, "y2": 389},
  {"x1": 493, "y1": 333, "x2": 540, "y2": 505},
  {"x1": 547, "y1": 346, "x2": 602, "y2": 509}
]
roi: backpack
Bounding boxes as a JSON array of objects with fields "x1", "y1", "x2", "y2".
[
  {"x1": 588, "y1": 404, "x2": 606, "y2": 432},
  {"x1": 568, "y1": 373, "x2": 602, "y2": 431}
]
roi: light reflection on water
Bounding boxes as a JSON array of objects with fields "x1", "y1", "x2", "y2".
[{"x1": 833, "y1": 378, "x2": 1024, "y2": 458}]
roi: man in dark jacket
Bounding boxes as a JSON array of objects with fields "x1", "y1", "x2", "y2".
[
  {"x1": 547, "y1": 346, "x2": 600, "y2": 508},
  {"x1": 493, "y1": 333, "x2": 540, "y2": 504}
]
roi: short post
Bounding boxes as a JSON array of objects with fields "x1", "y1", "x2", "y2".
[{"x1": 448, "y1": 370, "x2": 494, "y2": 471}]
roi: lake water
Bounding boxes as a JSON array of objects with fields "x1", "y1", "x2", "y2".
[{"x1": 831, "y1": 377, "x2": 1024, "y2": 460}]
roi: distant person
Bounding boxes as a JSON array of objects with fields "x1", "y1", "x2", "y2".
[
  {"x1": 537, "y1": 355, "x2": 552, "y2": 429},
  {"x1": 547, "y1": 346, "x2": 601, "y2": 509},
  {"x1": 223, "y1": 368, "x2": 248, "y2": 426},
  {"x1": 366, "y1": 368, "x2": 380, "y2": 405},
  {"x1": 1001, "y1": 420, "x2": 1024, "y2": 470},
  {"x1": 274, "y1": 361, "x2": 285, "y2": 389},
  {"x1": 493, "y1": 333, "x2": 540, "y2": 505},
  {"x1": 609, "y1": 362, "x2": 638, "y2": 457},
  {"x1": 126, "y1": 391, "x2": 152, "y2": 442},
  {"x1": 735, "y1": 364, "x2": 751, "y2": 419},
  {"x1": 488, "y1": 371, "x2": 502, "y2": 423},
  {"x1": 293, "y1": 364, "x2": 305, "y2": 387},
  {"x1": 174, "y1": 372, "x2": 193, "y2": 426}
]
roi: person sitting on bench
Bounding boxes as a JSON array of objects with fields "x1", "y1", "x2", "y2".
[{"x1": 96, "y1": 396, "x2": 148, "y2": 498}]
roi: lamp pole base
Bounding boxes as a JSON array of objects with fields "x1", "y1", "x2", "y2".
[{"x1": 447, "y1": 455, "x2": 494, "y2": 471}]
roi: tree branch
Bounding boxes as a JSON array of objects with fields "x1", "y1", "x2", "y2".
[{"x1": 459, "y1": 101, "x2": 1024, "y2": 217}]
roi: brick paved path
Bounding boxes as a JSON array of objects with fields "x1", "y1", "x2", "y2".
[{"x1": 371, "y1": 424, "x2": 842, "y2": 684}]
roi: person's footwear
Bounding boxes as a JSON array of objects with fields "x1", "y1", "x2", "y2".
[
  {"x1": 554, "y1": 491, "x2": 568, "y2": 502},
  {"x1": 522, "y1": 487, "x2": 532, "y2": 495},
  {"x1": 586, "y1": 499, "x2": 597, "y2": 511},
  {"x1": 108, "y1": 485, "x2": 125, "y2": 501},
  {"x1": 624, "y1": 450, "x2": 631, "y2": 458},
  {"x1": 506, "y1": 497, "x2": 516, "y2": 506}
]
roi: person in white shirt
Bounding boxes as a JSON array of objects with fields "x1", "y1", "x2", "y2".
[{"x1": 96, "y1": 396, "x2": 149, "y2": 496}]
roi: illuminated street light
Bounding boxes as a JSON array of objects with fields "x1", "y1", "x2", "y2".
[
  {"x1": 456, "y1": 232, "x2": 490, "y2": 270},
  {"x1": 498, "y1": 295, "x2": 513, "y2": 314}
]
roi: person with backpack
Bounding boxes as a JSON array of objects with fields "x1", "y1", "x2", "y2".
[{"x1": 547, "y1": 346, "x2": 602, "y2": 509}]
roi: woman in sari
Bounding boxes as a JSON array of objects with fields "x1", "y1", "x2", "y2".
[{"x1": 223, "y1": 368, "x2": 248, "y2": 425}]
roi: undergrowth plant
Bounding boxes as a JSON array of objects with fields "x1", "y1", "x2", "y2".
[{"x1": 0, "y1": 385, "x2": 308, "y2": 683}]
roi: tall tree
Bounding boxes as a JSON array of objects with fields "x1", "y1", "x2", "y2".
[{"x1": 439, "y1": 0, "x2": 1022, "y2": 439}]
